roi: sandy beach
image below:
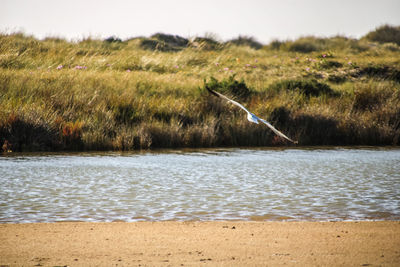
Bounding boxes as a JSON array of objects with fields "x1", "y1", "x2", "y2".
[{"x1": 0, "y1": 221, "x2": 399, "y2": 266}]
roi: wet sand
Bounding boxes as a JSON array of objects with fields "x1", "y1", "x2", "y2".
[{"x1": 1, "y1": 221, "x2": 399, "y2": 266}]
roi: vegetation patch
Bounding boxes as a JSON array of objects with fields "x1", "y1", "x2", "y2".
[
  {"x1": 316, "y1": 60, "x2": 343, "y2": 69},
  {"x1": 327, "y1": 73, "x2": 347, "y2": 84},
  {"x1": 363, "y1": 24, "x2": 400, "y2": 46},
  {"x1": 269, "y1": 79, "x2": 338, "y2": 97},
  {"x1": 356, "y1": 65, "x2": 400, "y2": 83},
  {"x1": 1, "y1": 26, "x2": 400, "y2": 151},
  {"x1": 0, "y1": 113, "x2": 61, "y2": 152}
]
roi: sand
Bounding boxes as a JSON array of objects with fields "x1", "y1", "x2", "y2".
[{"x1": 1, "y1": 221, "x2": 399, "y2": 266}]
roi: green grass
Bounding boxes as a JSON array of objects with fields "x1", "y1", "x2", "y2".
[{"x1": 1, "y1": 28, "x2": 400, "y2": 151}]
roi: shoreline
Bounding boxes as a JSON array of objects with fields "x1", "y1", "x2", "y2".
[
  {"x1": 2, "y1": 145, "x2": 400, "y2": 154},
  {"x1": 1, "y1": 221, "x2": 399, "y2": 266},
  {"x1": 1, "y1": 218, "x2": 400, "y2": 224}
]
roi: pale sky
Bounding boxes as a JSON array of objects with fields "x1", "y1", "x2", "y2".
[{"x1": 1, "y1": 0, "x2": 399, "y2": 44}]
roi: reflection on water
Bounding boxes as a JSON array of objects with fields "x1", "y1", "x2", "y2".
[{"x1": 1, "y1": 147, "x2": 399, "y2": 223}]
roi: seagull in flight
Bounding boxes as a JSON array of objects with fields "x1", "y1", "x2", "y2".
[{"x1": 206, "y1": 86, "x2": 297, "y2": 144}]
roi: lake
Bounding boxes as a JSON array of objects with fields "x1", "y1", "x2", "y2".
[{"x1": 1, "y1": 147, "x2": 399, "y2": 223}]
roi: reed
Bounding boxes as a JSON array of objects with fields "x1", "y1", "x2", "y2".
[{"x1": 1, "y1": 28, "x2": 399, "y2": 151}]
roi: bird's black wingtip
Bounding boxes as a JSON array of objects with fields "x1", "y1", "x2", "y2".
[{"x1": 205, "y1": 86, "x2": 219, "y2": 97}]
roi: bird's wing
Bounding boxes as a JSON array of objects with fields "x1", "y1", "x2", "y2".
[
  {"x1": 206, "y1": 86, "x2": 251, "y2": 114},
  {"x1": 259, "y1": 118, "x2": 297, "y2": 144}
]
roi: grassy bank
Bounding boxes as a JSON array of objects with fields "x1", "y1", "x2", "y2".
[{"x1": 1, "y1": 26, "x2": 400, "y2": 151}]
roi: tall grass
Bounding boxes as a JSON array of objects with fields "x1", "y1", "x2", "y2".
[{"x1": 1, "y1": 27, "x2": 400, "y2": 151}]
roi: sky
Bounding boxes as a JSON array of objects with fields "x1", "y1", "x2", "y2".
[{"x1": 1, "y1": 0, "x2": 400, "y2": 44}]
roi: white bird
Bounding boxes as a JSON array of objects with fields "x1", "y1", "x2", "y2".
[{"x1": 206, "y1": 86, "x2": 297, "y2": 144}]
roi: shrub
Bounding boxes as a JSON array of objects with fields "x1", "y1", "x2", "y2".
[
  {"x1": 104, "y1": 36, "x2": 122, "y2": 43},
  {"x1": 269, "y1": 79, "x2": 338, "y2": 97},
  {"x1": 151, "y1": 33, "x2": 188, "y2": 48},
  {"x1": 226, "y1": 36, "x2": 263, "y2": 49},
  {"x1": 268, "y1": 39, "x2": 284, "y2": 50},
  {"x1": 204, "y1": 75, "x2": 252, "y2": 99},
  {"x1": 364, "y1": 24, "x2": 400, "y2": 46}
]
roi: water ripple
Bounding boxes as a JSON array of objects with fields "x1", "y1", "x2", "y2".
[{"x1": 1, "y1": 147, "x2": 400, "y2": 223}]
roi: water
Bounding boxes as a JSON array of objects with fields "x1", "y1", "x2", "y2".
[{"x1": 1, "y1": 147, "x2": 399, "y2": 223}]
